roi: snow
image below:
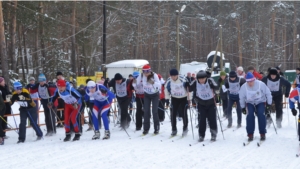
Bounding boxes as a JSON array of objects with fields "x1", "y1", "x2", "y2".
[
  {"x1": 2, "y1": 103, "x2": 300, "y2": 168},
  {"x1": 105, "y1": 59, "x2": 149, "y2": 68}
]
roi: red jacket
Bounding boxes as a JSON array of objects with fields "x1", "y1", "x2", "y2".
[
  {"x1": 160, "y1": 84, "x2": 165, "y2": 100},
  {"x1": 244, "y1": 70, "x2": 262, "y2": 80}
]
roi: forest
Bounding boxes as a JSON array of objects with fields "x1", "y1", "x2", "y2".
[{"x1": 0, "y1": 1, "x2": 299, "y2": 86}]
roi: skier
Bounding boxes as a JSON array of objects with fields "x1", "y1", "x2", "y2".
[
  {"x1": 225, "y1": 70, "x2": 246, "y2": 128},
  {"x1": 49, "y1": 79, "x2": 82, "y2": 141},
  {"x1": 85, "y1": 78, "x2": 94, "y2": 131},
  {"x1": 292, "y1": 68, "x2": 300, "y2": 89},
  {"x1": 136, "y1": 64, "x2": 161, "y2": 135},
  {"x1": 289, "y1": 84, "x2": 300, "y2": 140},
  {"x1": 55, "y1": 71, "x2": 65, "y2": 127},
  {"x1": 262, "y1": 68, "x2": 291, "y2": 128},
  {"x1": 239, "y1": 72, "x2": 272, "y2": 141},
  {"x1": 165, "y1": 68, "x2": 190, "y2": 136},
  {"x1": 157, "y1": 74, "x2": 166, "y2": 122},
  {"x1": 236, "y1": 66, "x2": 245, "y2": 78},
  {"x1": 218, "y1": 71, "x2": 228, "y2": 118},
  {"x1": 26, "y1": 77, "x2": 39, "y2": 117},
  {"x1": 132, "y1": 71, "x2": 144, "y2": 131},
  {"x1": 85, "y1": 81, "x2": 115, "y2": 140},
  {"x1": 10, "y1": 82, "x2": 43, "y2": 143},
  {"x1": 28, "y1": 74, "x2": 57, "y2": 136},
  {"x1": 190, "y1": 70, "x2": 219, "y2": 142},
  {"x1": 108, "y1": 73, "x2": 133, "y2": 129},
  {"x1": 247, "y1": 66, "x2": 263, "y2": 80}
]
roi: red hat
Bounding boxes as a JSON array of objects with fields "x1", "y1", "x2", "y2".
[
  {"x1": 157, "y1": 74, "x2": 162, "y2": 80},
  {"x1": 142, "y1": 64, "x2": 151, "y2": 71},
  {"x1": 57, "y1": 79, "x2": 66, "y2": 87}
]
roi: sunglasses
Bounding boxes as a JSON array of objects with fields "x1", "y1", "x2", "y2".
[
  {"x1": 14, "y1": 86, "x2": 22, "y2": 90},
  {"x1": 143, "y1": 70, "x2": 151, "y2": 73},
  {"x1": 87, "y1": 86, "x2": 96, "y2": 90}
]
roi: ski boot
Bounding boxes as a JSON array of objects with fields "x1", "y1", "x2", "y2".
[
  {"x1": 73, "y1": 133, "x2": 81, "y2": 141},
  {"x1": 211, "y1": 134, "x2": 216, "y2": 142},
  {"x1": 103, "y1": 130, "x2": 110, "y2": 140},
  {"x1": 142, "y1": 130, "x2": 149, "y2": 135},
  {"x1": 198, "y1": 136, "x2": 204, "y2": 142},
  {"x1": 63, "y1": 132, "x2": 71, "y2": 142},
  {"x1": 154, "y1": 129, "x2": 159, "y2": 135},
  {"x1": 260, "y1": 134, "x2": 266, "y2": 141},
  {"x1": 0, "y1": 137, "x2": 4, "y2": 145},
  {"x1": 17, "y1": 140, "x2": 25, "y2": 144},
  {"x1": 92, "y1": 131, "x2": 100, "y2": 140},
  {"x1": 248, "y1": 134, "x2": 253, "y2": 141},
  {"x1": 182, "y1": 128, "x2": 188, "y2": 137},
  {"x1": 36, "y1": 136, "x2": 43, "y2": 141},
  {"x1": 171, "y1": 130, "x2": 177, "y2": 136}
]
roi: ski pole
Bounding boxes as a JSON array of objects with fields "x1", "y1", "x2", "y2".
[
  {"x1": 214, "y1": 97, "x2": 225, "y2": 140},
  {"x1": 296, "y1": 116, "x2": 298, "y2": 136},
  {"x1": 10, "y1": 109, "x2": 19, "y2": 133},
  {"x1": 187, "y1": 106, "x2": 194, "y2": 139},
  {"x1": 267, "y1": 109, "x2": 278, "y2": 135},
  {"x1": 0, "y1": 116, "x2": 19, "y2": 134},
  {"x1": 83, "y1": 101, "x2": 96, "y2": 132},
  {"x1": 26, "y1": 109, "x2": 43, "y2": 138}
]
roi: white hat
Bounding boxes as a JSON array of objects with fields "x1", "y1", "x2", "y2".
[
  {"x1": 237, "y1": 66, "x2": 243, "y2": 71},
  {"x1": 87, "y1": 81, "x2": 96, "y2": 87}
]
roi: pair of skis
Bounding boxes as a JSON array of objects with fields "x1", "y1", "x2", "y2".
[{"x1": 243, "y1": 137, "x2": 264, "y2": 147}]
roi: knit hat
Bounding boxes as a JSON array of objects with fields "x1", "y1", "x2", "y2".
[
  {"x1": 247, "y1": 66, "x2": 255, "y2": 71},
  {"x1": 157, "y1": 74, "x2": 162, "y2": 80},
  {"x1": 142, "y1": 64, "x2": 151, "y2": 71},
  {"x1": 169, "y1": 69, "x2": 179, "y2": 76},
  {"x1": 0, "y1": 77, "x2": 4, "y2": 83},
  {"x1": 132, "y1": 71, "x2": 140, "y2": 79},
  {"x1": 57, "y1": 79, "x2": 66, "y2": 87},
  {"x1": 56, "y1": 71, "x2": 63, "y2": 76},
  {"x1": 114, "y1": 73, "x2": 123, "y2": 80},
  {"x1": 38, "y1": 74, "x2": 46, "y2": 82},
  {"x1": 86, "y1": 78, "x2": 92, "y2": 84},
  {"x1": 13, "y1": 81, "x2": 22, "y2": 88},
  {"x1": 245, "y1": 72, "x2": 255, "y2": 82},
  {"x1": 29, "y1": 77, "x2": 35, "y2": 81},
  {"x1": 220, "y1": 71, "x2": 226, "y2": 76},
  {"x1": 79, "y1": 85, "x2": 85, "y2": 89},
  {"x1": 128, "y1": 74, "x2": 133, "y2": 77},
  {"x1": 229, "y1": 71, "x2": 237, "y2": 78},
  {"x1": 269, "y1": 68, "x2": 278, "y2": 75},
  {"x1": 87, "y1": 81, "x2": 96, "y2": 87},
  {"x1": 237, "y1": 66, "x2": 243, "y2": 71},
  {"x1": 275, "y1": 66, "x2": 280, "y2": 71}
]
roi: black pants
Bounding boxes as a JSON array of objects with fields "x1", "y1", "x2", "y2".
[
  {"x1": 135, "y1": 97, "x2": 144, "y2": 129},
  {"x1": 266, "y1": 95, "x2": 283, "y2": 124},
  {"x1": 0, "y1": 107, "x2": 5, "y2": 137},
  {"x1": 19, "y1": 107, "x2": 43, "y2": 141},
  {"x1": 1, "y1": 103, "x2": 11, "y2": 135},
  {"x1": 158, "y1": 99, "x2": 165, "y2": 122},
  {"x1": 41, "y1": 99, "x2": 56, "y2": 133},
  {"x1": 198, "y1": 103, "x2": 217, "y2": 138},
  {"x1": 221, "y1": 98, "x2": 228, "y2": 117},
  {"x1": 171, "y1": 97, "x2": 188, "y2": 131},
  {"x1": 117, "y1": 97, "x2": 131, "y2": 128},
  {"x1": 57, "y1": 98, "x2": 65, "y2": 123}
]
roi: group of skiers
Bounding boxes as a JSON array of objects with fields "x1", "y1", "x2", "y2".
[{"x1": 0, "y1": 64, "x2": 300, "y2": 145}]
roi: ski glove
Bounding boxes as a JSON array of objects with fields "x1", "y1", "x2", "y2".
[
  {"x1": 47, "y1": 102, "x2": 53, "y2": 108},
  {"x1": 242, "y1": 108, "x2": 247, "y2": 115},
  {"x1": 266, "y1": 104, "x2": 271, "y2": 112},
  {"x1": 292, "y1": 108, "x2": 297, "y2": 116},
  {"x1": 72, "y1": 103, "x2": 78, "y2": 109}
]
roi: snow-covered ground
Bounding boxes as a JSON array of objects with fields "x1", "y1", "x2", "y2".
[{"x1": 2, "y1": 103, "x2": 300, "y2": 169}]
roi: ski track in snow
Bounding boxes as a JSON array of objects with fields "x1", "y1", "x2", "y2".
[{"x1": 1, "y1": 104, "x2": 300, "y2": 168}]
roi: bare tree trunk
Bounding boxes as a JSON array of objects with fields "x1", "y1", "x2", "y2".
[
  {"x1": 22, "y1": 25, "x2": 29, "y2": 76},
  {"x1": 0, "y1": 1, "x2": 9, "y2": 86},
  {"x1": 293, "y1": 1, "x2": 298, "y2": 68},
  {"x1": 18, "y1": 25, "x2": 25, "y2": 81},
  {"x1": 39, "y1": 2, "x2": 46, "y2": 72},
  {"x1": 10, "y1": 1, "x2": 17, "y2": 73},
  {"x1": 34, "y1": 21, "x2": 39, "y2": 76},
  {"x1": 271, "y1": 10, "x2": 276, "y2": 63},
  {"x1": 283, "y1": 15, "x2": 287, "y2": 71},
  {"x1": 157, "y1": 2, "x2": 161, "y2": 73},
  {"x1": 70, "y1": 1, "x2": 77, "y2": 79},
  {"x1": 231, "y1": 2, "x2": 243, "y2": 66}
]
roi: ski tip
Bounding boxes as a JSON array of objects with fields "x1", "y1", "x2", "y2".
[
  {"x1": 257, "y1": 143, "x2": 260, "y2": 147},
  {"x1": 189, "y1": 144, "x2": 191, "y2": 146},
  {"x1": 296, "y1": 154, "x2": 299, "y2": 157},
  {"x1": 243, "y1": 143, "x2": 245, "y2": 146},
  {"x1": 202, "y1": 144, "x2": 205, "y2": 146}
]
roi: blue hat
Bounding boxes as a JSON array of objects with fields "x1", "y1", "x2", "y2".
[
  {"x1": 38, "y1": 73, "x2": 46, "y2": 82},
  {"x1": 169, "y1": 68, "x2": 179, "y2": 76},
  {"x1": 132, "y1": 71, "x2": 140, "y2": 79},
  {"x1": 13, "y1": 81, "x2": 22, "y2": 88},
  {"x1": 246, "y1": 72, "x2": 255, "y2": 82}
]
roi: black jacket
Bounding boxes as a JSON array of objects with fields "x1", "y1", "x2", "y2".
[
  {"x1": 218, "y1": 76, "x2": 228, "y2": 100},
  {"x1": 190, "y1": 78, "x2": 218, "y2": 106},
  {"x1": 0, "y1": 84, "x2": 11, "y2": 114},
  {"x1": 262, "y1": 74, "x2": 291, "y2": 97}
]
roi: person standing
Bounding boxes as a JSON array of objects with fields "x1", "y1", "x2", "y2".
[
  {"x1": 261, "y1": 68, "x2": 291, "y2": 128},
  {"x1": 49, "y1": 80, "x2": 82, "y2": 141},
  {"x1": 225, "y1": 71, "x2": 246, "y2": 128},
  {"x1": 0, "y1": 88, "x2": 6, "y2": 145},
  {"x1": 85, "y1": 81, "x2": 115, "y2": 140},
  {"x1": 132, "y1": 71, "x2": 144, "y2": 131},
  {"x1": 289, "y1": 84, "x2": 300, "y2": 141},
  {"x1": 239, "y1": 72, "x2": 272, "y2": 141},
  {"x1": 10, "y1": 82, "x2": 43, "y2": 143},
  {"x1": 27, "y1": 74, "x2": 57, "y2": 136},
  {"x1": 157, "y1": 74, "x2": 166, "y2": 122},
  {"x1": 247, "y1": 66, "x2": 263, "y2": 80},
  {"x1": 236, "y1": 66, "x2": 245, "y2": 78},
  {"x1": 55, "y1": 71, "x2": 66, "y2": 127},
  {"x1": 190, "y1": 70, "x2": 219, "y2": 142},
  {"x1": 136, "y1": 64, "x2": 161, "y2": 135},
  {"x1": 218, "y1": 71, "x2": 228, "y2": 118},
  {"x1": 108, "y1": 73, "x2": 133, "y2": 129},
  {"x1": 0, "y1": 77, "x2": 11, "y2": 138},
  {"x1": 26, "y1": 77, "x2": 39, "y2": 116},
  {"x1": 165, "y1": 69, "x2": 190, "y2": 136}
]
